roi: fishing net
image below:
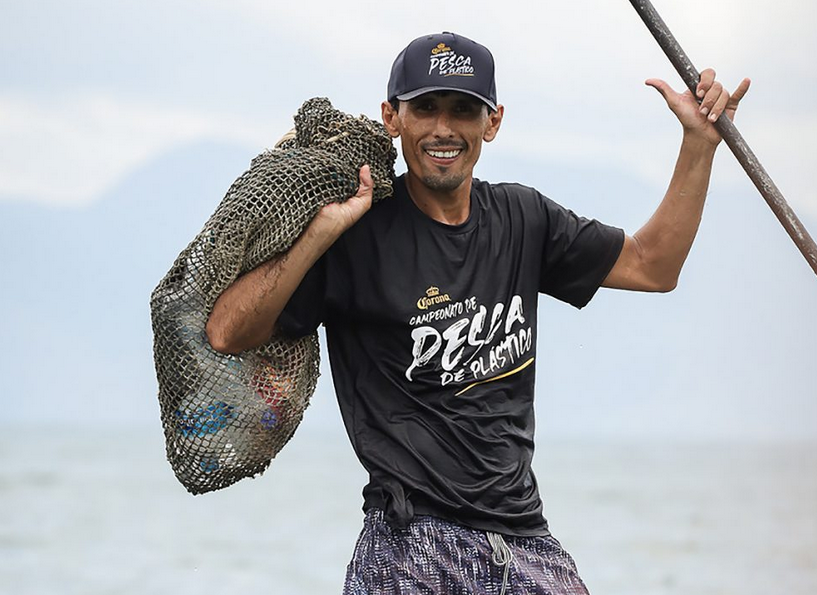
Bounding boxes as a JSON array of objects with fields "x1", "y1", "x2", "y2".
[{"x1": 150, "y1": 97, "x2": 397, "y2": 495}]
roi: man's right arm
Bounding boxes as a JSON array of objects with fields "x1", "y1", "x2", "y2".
[{"x1": 205, "y1": 165, "x2": 374, "y2": 354}]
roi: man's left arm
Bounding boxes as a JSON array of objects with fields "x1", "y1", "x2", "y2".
[{"x1": 602, "y1": 69, "x2": 751, "y2": 292}]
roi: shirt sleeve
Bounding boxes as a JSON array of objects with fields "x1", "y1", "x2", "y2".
[
  {"x1": 275, "y1": 255, "x2": 327, "y2": 338},
  {"x1": 538, "y1": 195, "x2": 625, "y2": 309}
]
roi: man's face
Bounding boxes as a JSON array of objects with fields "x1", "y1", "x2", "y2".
[{"x1": 382, "y1": 91, "x2": 503, "y2": 194}]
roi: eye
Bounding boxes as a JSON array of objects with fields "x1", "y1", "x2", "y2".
[
  {"x1": 414, "y1": 99, "x2": 437, "y2": 112},
  {"x1": 453, "y1": 101, "x2": 482, "y2": 118}
]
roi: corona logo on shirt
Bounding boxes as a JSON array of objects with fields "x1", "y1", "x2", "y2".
[
  {"x1": 417, "y1": 286, "x2": 452, "y2": 310},
  {"x1": 428, "y1": 43, "x2": 475, "y2": 78}
]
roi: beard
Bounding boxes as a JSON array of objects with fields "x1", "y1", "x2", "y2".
[{"x1": 420, "y1": 168, "x2": 470, "y2": 193}]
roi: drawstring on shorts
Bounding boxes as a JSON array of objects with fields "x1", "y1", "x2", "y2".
[{"x1": 487, "y1": 532, "x2": 514, "y2": 595}]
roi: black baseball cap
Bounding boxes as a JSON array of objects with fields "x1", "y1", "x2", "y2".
[{"x1": 387, "y1": 32, "x2": 497, "y2": 111}]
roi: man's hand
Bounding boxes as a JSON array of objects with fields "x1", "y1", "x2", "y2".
[
  {"x1": 646, "y1": 69, "x2": 751, "y2": 146},
  {"x1": 206, "y1": 165, "x2": 374, "y2": 354},
  {"x1": 603, "y1": 69, "x2": 752, "y2": 292},
  {"x1": 304, "y1": 165, "x2": 374, "y2": 247}
]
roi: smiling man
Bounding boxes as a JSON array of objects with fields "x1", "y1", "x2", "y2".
[{"x1": 206, "y1": 32, "x2": 749, "y2": 595}]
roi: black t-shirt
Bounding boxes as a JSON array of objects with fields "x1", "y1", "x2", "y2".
[{"x1": 278, "y1": 175, "x2": 624, "y2": 536}]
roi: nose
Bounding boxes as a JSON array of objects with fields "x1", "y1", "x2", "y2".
[{"x1": 432, "y1": 110, "x2": 454, "y2": 139}]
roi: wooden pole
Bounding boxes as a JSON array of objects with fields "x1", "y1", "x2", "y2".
[{"x1": 629, "y1": 0, "x2": 817, "y2": 276}]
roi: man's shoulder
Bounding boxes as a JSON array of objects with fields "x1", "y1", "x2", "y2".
[
  {"x1": 471, "y1": 178, "x2": 555, "y2": 214},
  {"x1": 473, "y1": 178, "x2": 538, "y2": 195},
  {"x1": 332, "y1": 176, "x2": 405, "y2": 249},
  {"x1": 354, "y1": 176, "x2": 405, "y2": 223}
]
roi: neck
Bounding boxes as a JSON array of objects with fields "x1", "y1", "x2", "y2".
[{"x1": 405, "y1": 172, "x2": 473, "y2": 225}]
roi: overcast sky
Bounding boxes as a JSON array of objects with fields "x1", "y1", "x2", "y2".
[
  {"x1": 2, "y1": 0, "x2": 815, "y2": 441},
  {"x1": 2, "y1": 0, "x2": 815, "y2": 215}
]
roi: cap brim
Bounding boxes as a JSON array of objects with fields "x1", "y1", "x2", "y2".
[{"x1": 395, "y1": 86, "x2": 497, "y2": 111}]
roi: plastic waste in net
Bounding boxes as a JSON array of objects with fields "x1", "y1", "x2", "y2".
[{"x1": 150, "y1": 98, "x2": 397, "y2": 494}]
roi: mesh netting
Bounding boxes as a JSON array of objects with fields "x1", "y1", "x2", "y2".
[{"x1": 150, "y1": 97, "x2": 397, "y2": 495}]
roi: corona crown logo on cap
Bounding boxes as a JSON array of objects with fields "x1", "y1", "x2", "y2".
[{"x1": 431, "y1": 42, "x2": 452, "y2": 55}]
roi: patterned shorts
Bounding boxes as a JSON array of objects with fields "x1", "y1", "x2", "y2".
[{"x1": 343, "y1": 509, "x2": 590, "y2": 595}]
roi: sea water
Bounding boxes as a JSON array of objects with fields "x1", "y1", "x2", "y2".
[{"x1": 1, "y1": 425, "x2": 815, "y2": 595}]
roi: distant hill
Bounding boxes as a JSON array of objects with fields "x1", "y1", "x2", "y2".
[{"x1": 0, "y1": 141, "x2": 258, "y2": 425}]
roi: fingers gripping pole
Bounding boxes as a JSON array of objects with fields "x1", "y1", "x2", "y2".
[{"x1": 629, "y1": 0, "x2": 817, "y2": 277}]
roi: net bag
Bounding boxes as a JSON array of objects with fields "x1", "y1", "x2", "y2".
[{"x1": 150, "y1": 97, "x2": 397, "y2": 494}]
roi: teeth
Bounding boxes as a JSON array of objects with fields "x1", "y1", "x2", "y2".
[{"x1": 426, "y1": 149, "x2": 461, "y2": 159}]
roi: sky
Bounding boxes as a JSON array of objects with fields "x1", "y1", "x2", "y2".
[
  {"x1": 3, "y1": 0, "x2": 816, "y2": 215},
  {"x1": 1, "y1": 0, "x2": 815, "y2": 442}
]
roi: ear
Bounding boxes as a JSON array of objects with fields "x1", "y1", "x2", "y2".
[
  {"x1": 381, "y1": 101, "x2": 401, "y2": 138},
  {"x1": 482, "y1": 104, "x2": 504, "y2": 143}
]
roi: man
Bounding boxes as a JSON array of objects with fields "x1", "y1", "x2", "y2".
[{"x1": 206, "y1": 32, "x2": 749, "y2": 595}]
